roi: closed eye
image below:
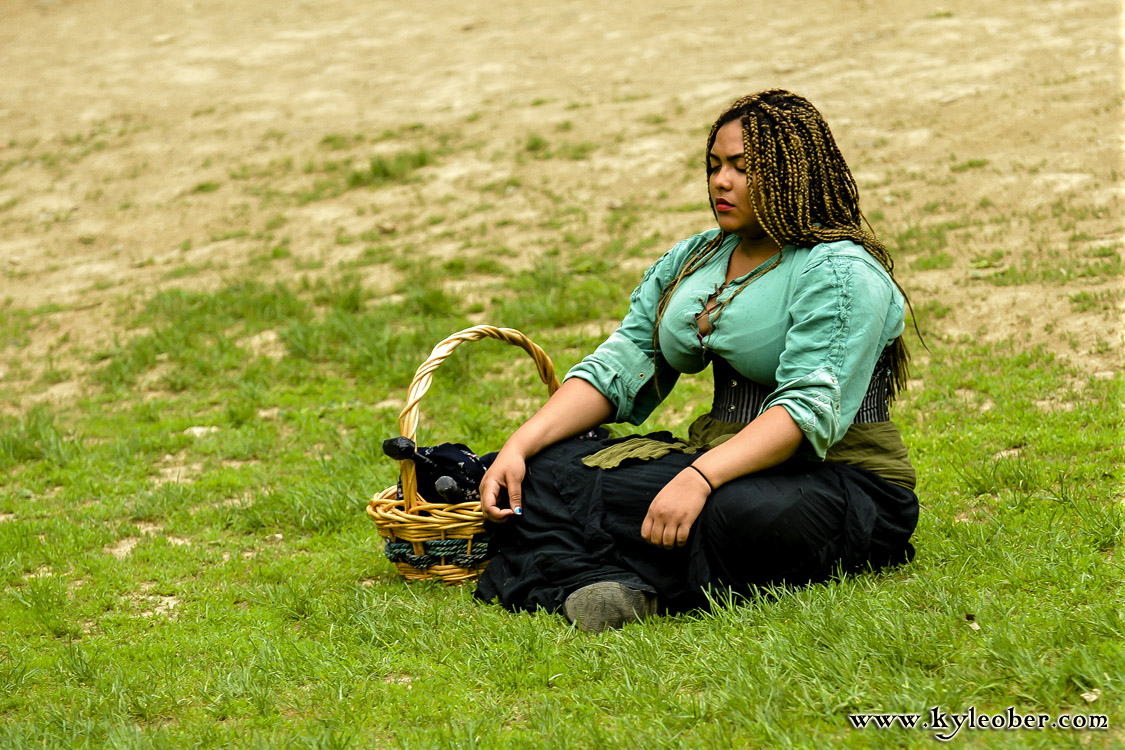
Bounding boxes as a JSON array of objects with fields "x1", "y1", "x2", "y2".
[{"x1": 708, "y1": 152, "x2": 747, "y2": 173}]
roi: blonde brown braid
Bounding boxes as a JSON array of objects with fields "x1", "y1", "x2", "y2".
[{"x1": 653, "y1": 90, "x2": 913, "y2": 396}]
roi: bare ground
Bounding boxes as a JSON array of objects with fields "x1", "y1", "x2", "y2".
[{"x1": 1, "y1": 0, "x2": 1121, "y2": 411}]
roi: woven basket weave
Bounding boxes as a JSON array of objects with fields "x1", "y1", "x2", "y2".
[{"x1": 367, "y1": 325, "x2": 560, "y2": 584}]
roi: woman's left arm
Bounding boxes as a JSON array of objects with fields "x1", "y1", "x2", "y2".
[{"x1": 641, "y1": 404, "x2": 803, "y2": 549}]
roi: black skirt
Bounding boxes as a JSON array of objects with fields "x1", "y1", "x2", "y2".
[{"x1": 473, "y1": 430, "x2": 918, "y2": 614}]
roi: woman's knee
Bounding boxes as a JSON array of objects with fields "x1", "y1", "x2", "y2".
[
  {"x1": 700, "y1": 480, "x2": 846, "y2": 555},
  {"x1": 702, "y1": 487, "x2": 787, "y2": 542}
]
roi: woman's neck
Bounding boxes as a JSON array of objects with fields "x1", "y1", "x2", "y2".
[{"x1": 728, "y1": 234, "x2": 781, "y2": 281}]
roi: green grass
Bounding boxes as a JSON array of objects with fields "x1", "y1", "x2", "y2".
[
  {"x1": 1, "y1": 259, "x2": 1121, "y2": 748},
  {"x1": 909, "y1": 251, "x2": 954, "y2": 271},
  {"x1": 1, "y1": 301, "x2": 38, "y2": 349},
  {"x1": 1, "y1": 106, "x2": 1123, "y2": 748},
  {"x1": 950, "y1": 158, "x2": 990, "y2": 173},
  {"x1": 346, "y1": 149, "x2": 434, "y2": 189},
  {"x1": 984, "y1": 247, "x2": 1123, "y2": 286}
]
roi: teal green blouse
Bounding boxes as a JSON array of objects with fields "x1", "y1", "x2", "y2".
[{"x1": 565, "y1": 229, "x2": 907, "y2": 459}]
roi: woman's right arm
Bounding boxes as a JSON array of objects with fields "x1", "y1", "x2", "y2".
[
  {"x1": 480, "y1": 232, "x2": 714, "y2": 522},
  {"x1": 480, "y1": 378, "x2": 612, "y2": 522}
]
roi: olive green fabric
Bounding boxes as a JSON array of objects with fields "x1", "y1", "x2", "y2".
[
  {"x1": 582, "y1": 414, "x2": 915, "y2": 491},
  {"x1": 824, "y1": 421, "x2": 916, "y2": 490},
  {"x1": 579, "y1": 435, "x2": 696, "y2": 466}
]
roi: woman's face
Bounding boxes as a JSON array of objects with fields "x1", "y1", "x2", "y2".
[{"x1": 708, "y1": 118, "x2": 766, "y2": 240}]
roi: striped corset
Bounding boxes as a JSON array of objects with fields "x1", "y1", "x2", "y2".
[{"x1": 709, "y1": 351, "x2": 891, "y2": 424}]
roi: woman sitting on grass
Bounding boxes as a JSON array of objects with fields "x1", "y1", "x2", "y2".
[{"x1": 475, "y1": 90, "x2": 919, "y2": 632}]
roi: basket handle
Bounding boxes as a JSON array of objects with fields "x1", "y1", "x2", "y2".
[{"x1": 396, "y1": 325, "x2": 561, "y2": 511}]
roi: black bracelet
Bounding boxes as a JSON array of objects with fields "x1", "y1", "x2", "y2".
[{"x1": 686, "y1": 464, "x2": 715, "y2": 492}]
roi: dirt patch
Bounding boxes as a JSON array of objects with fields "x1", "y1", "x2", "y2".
[
  {"x1": 23, "y1": 565, "x2": 53, "y2": 581},
  {"x1": 219, "y1": 492, "x2": 255, "y2": 509},
  {"x1": 138, "y1": 595, "x2": 180, "y2": 619},
  {"x1": 0, "y1": 0, "x2": 1120, "y2": 408},
  {"x1": 105, "y1": 537, "x2": 139, "y2": 559},
  {"x1": 242, "y1": 329, "x2": 285, "y2": 360},
  {"x1": 182, "y1": 426, "x2": 220, "y2": 438},
  {"x1": 156, "y1": 452, "x2": 205, "y2": 485},
  {"x1": 125, "y1": 582, "x2": 181, "y2": 618},
  {"x1": 104, "y1": 521, "x2": 190, "y2": 557}
]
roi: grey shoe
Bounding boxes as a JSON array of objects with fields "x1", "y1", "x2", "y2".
[{"x1": 563, "y1": 582, "x2": 658, "y2": 633}]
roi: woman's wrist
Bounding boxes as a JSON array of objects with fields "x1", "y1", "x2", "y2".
[
  {"x1": 501, "y1": 432, "x2": 538, "y2": 461},
  {"x1": 684, "y1": 464, "x2": 716, "y2": 493}
]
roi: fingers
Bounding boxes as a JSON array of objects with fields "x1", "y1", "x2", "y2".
[
  {"x1": 480, "y1": 477, "x2": 512, "y2": 523},
  {"x1": 642, "y1": 514, "x2": 682, "y2": 550},
  {"x1": 643, "y1": 504, "x2": 695, "y2": 549},
  {"x1": 647, "y1": 523, "x2": 680, "y2": 550},
  {"x1": 642, "y1": 474, "x2": 708, "y2": 548},
  {"x1": 480, "y1": 457, "x2": 526, "y2": 523},
  {"x1": 479, "y1": 470, "x2": 522, "y2": 521},
  {"x1": 642, "y1": 509, "x2": 663, "y2": 547}
]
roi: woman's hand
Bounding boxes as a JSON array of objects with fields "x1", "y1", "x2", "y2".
[
  {"x1": 478, "y1": 379, "x2": 614, "y2": 524},
  {"x1": 480, "y1": 447, "x2": 527, "y2": 522},
  {"x1": 641, "y1": 468, "x2": 713, "y2": 549}
]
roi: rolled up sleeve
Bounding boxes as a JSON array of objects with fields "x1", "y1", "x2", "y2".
[
  {"x1": 563, "y1": 233, "x2": 712, "y2": 423},
  {"x1": 763, "y1": 251, "x2": 901, "y2": 457},
  {"x1": 565, "y1": 329, "x2": 661, "y2": 423}
]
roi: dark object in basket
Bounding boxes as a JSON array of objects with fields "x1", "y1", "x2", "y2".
[
  {"x1": 382, "y1": 437, "x2": 498, "y2": 506},
  {"x1": 380, "y1": 437, "x2": 500, "y2": 571}
]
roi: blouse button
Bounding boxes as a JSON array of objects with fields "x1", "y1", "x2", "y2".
[
  {"x1": 727, "y1": 404, "x2": 736, "y2": 412},
  {"x1": 730, "y1": 379, "x2": 738, "y2": 388}
]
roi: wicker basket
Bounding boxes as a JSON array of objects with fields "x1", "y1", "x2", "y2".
[{"x1": 367, "y1": 325, "x2": 560, "y2": 584}]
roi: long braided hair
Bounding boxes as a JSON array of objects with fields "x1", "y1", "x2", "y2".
[{"x1": 653, "y1": 89, "x2": 912, "y2": 396}]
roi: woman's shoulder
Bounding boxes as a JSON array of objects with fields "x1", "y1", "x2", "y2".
[
  {"x1": 788, "y1": 239, "x2": 903, "y2": 313},
  {"x1": 796, "y1": 239, "x2": 894, "y2": 282},
  {"x1": 666, "y1": 228, "x2": 724, "y2": 260},
  {"x1": 641, "y1": 228, "x2": 726, "y2": 279}
]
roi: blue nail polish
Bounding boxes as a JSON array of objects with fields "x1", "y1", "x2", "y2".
[{"x1": 514, "y1": 507, "x2": 522, "y2": 516}]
